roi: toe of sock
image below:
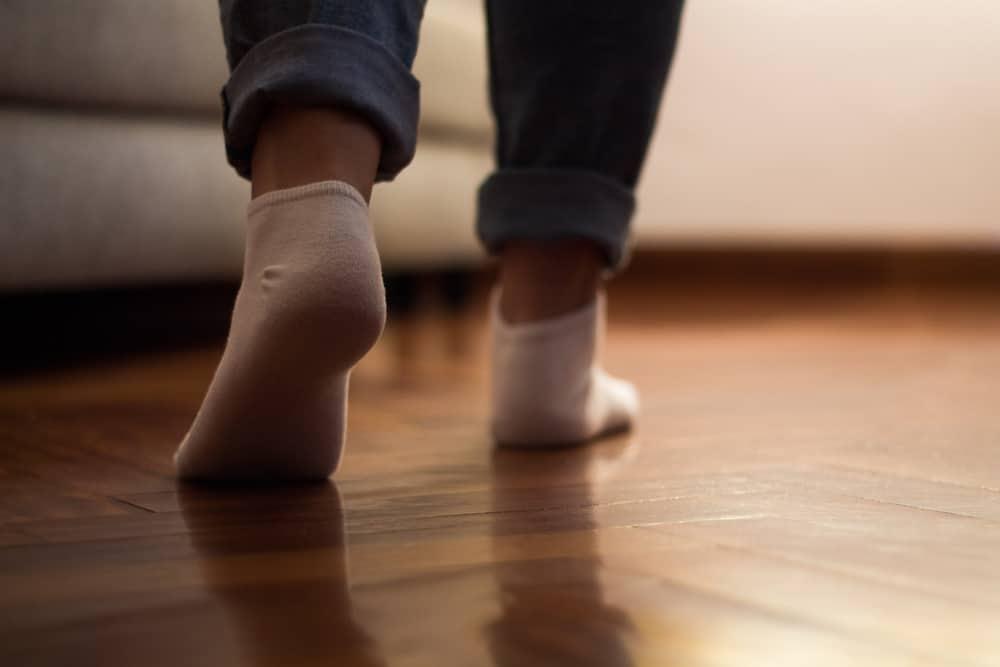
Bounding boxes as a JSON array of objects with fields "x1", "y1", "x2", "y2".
[
  {"x1": 491, "y1": 372, "x2": 639, "y2": 447},
  {"x1": 597, "y1": 372, "x2": 639, "y2": 436}
]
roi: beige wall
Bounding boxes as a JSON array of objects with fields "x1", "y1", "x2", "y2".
[{"x1": 635, "y1": 0, "x2": 1000, "y2": 248}]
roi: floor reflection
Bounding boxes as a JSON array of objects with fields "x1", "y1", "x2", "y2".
[
  {"x1": 178, "y1": 482, "x2": 386, "y2": 667},
  {"x1": 488, "y1": 438, "x2": 637, "y2": 667}
]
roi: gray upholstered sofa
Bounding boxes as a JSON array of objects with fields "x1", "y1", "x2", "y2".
[{"x1": 0, "y1": 0, "x2": 492, "y2": 290}]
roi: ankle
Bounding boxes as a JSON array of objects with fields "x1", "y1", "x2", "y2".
[
  {"x1": 250, "y1": 105, "x2": 381, "y2": 202},
  {"x1": 499, "y1": 240, "x2": 604, "y2": 323}
]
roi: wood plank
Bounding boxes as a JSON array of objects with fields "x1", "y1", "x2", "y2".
[{"x1": 2, "y1": 277, "x2": 1000, "y2": 666}]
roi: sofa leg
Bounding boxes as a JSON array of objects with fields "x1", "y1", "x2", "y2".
[
  {"x1": 438, "y1": 268, "x2": 475, "y2": 314},
  {"x1": 383, "y1": 271, "x2": 420, "y2": 320}
]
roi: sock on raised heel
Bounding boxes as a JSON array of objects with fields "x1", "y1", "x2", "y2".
[
  {"x1": 490, "y1": 291, "x2": 638, "y2": 446},
  {"x1": 174, "y1": 180, "x2": 385, "y2": 481}
]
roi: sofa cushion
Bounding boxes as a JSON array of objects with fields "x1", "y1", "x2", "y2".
[
  {"x1": 0, "y1": 0, "x2": 490, "y2": 141},
  {"x1": 0, "y1": 108, "x2": 487, "y2": 290},
  {"x1": 0, "y1": 1, "x2": 228, "y2": 116},
  {"x1": 0, "y1": 108, "x2": 247, "y2": 289}
]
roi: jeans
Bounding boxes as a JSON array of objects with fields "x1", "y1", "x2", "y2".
[{"x1": 219, "y1": 1, "x2": 685, "y2": 268}]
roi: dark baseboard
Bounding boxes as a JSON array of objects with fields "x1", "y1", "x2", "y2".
[
  {"x1": 3, "y1": 247, "x2": 997, "y2": 377},
  {"x1": 623, "y1": 245, "x2": 1000, "y2": 286}
]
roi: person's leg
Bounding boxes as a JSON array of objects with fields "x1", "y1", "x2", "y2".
[
  {"x1": 480, "y1": 0, "x2": 686, "y2": 445},
  {"x1": 175, "y1": 1, "x2": 426, "y2": 481},
  {"x1": 251, "y1": 106, "x2": 381, "y2": 200}
]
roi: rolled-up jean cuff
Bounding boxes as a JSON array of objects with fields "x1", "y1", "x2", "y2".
[
  {"x1": 476, "y1": 169, "x2": 636, "y2": 270},
  {"x1": 221, "y1": 24, "x2": 420, "y2": 182}
]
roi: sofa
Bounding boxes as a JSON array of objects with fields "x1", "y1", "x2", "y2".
[{"x1": 0, "y1": 0, "x2": 492, "y2": 290}]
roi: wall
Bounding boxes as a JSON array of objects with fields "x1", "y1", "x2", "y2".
[{"x1": 635, "y1": 0, "x2": 1000, "y2": 248}]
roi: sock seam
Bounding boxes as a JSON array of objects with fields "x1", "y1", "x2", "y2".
[{"x1": 248, "y1": 180, "x2": 367, "y2": 217}]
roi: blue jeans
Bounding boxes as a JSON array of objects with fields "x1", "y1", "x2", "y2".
[{"x1": 219, "y1": 1, "x2": 685, "y2": 268}]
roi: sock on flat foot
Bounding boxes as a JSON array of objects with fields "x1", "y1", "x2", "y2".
[
  {"x1": 174, "y1": 181, "x2": 385, "y2": 481},
  {"x1": 490, "y1": 291, "x2": 638, "y2": 446}
]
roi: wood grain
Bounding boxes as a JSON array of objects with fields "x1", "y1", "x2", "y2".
[{"x1": 2, "y1": 275, "x2": 999, "y2": 666}]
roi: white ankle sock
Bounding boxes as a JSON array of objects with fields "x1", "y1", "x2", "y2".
[
  {"x1": 175, "y1": 181, "x2": 385, "y2": 481},
  {"x1": 490, "y1": 291, "x2": 638, "y2": 446}
]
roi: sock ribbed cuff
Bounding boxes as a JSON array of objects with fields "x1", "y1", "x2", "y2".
[
  {"x1": 247, "y1": 180, "x2": 367, "y2": 217},
  {"x1": 492, "y1": 291, "x2": 604, "y2": 341}
]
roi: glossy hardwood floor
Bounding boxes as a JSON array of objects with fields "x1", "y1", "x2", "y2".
[{"x1": 2, "y1": 268, "x2": 1000, "y2": 666}]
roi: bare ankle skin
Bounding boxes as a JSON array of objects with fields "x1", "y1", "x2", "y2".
[
  {"x1": 499, "y1": 240, "x2": 604, "y2": 323},
  {"x1": 250, "y1": 105, "x2": 381, "y2": 202}
]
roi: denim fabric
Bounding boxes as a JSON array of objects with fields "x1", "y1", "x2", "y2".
[
  {"x1": 219, "y1": 0, "x2": 426, "y2": 182},
  {"x1": 218, "y1": 1, "x2": 685, "y2": 268}
]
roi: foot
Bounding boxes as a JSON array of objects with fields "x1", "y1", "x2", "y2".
[
  {"x1": 490, "y1": 241, "x2": 638, "y2": 446},
  {"x1": 174, "y1": 181, "x2": 385, "y2": 481}
]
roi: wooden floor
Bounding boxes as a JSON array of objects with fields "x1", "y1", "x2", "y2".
[{"x1": 2, "y1": 272, "x2": 1000, "y2": 666}]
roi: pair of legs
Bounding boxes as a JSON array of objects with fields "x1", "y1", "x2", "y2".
[{"x1": 175, "y1": 0, "x2": 685, "y2": 480}]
